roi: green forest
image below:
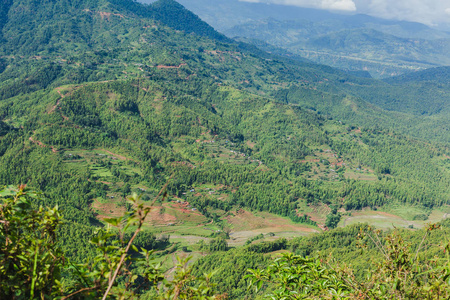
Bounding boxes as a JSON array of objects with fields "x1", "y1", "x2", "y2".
[{"x1": 0, "y1": 0, "x2": 450, "y2": 299}]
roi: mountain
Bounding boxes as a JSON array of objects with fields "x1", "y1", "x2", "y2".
[
  {"x1": 1, "y1": 0, "x2": 450, "y2": 298},
  {"x1": 172, "y1": 0, "x2": 450, "y2": 40},
  {"x1": 0, "y1": 0, "x2": 449, "y2": 283},
  {"x1": 170, "y1": 0, "x2": 450, "y2": 78},
  {"x1": 0, "y1": 0, "x2": 226, "y2": 56},
  {"x1": 225, "y1": 19, "x2": 450, "y2": 78}
]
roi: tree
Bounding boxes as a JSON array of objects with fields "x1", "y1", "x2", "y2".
[
  {"x1": 208, "y1": 237, "x2": 228, "y2": 252},
  {"x1": 248, "y1": 225, "x2": 450, "y2": 299},
  {"x1": 0, "y1": 185, "x2": 220, "y2": 299},
  {"x1": 325, "y1": 212, "x2": 341, "y2": 229},
  {"x1": 0, "y1": 185, "x2": 65, "y2": 299}
]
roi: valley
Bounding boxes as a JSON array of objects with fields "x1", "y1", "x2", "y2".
[{"x1": 0, "y1": 0, "x2": 450, "y2": 298}]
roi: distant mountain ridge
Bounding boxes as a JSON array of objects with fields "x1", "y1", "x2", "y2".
[
  {"x1": 171, "y1": 0, "x2": 450, "y2": 78},
  {"x1": 225, "y1": 19, "x2": 450, "y2": 78},
  {"x1": 173, "y1": 0, "x2": 450, "y2": 40}
]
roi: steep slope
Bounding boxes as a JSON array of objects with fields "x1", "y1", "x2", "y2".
[
  {"x1": 0, "y1": 0, "x2": 449, "y2": 256},
  {"x1": 0, "y1": 0, "x2": 226, "y2": 56},
  {"x1": 1, "y1": 0, "x2": 448, "y2": 140},
  {"x1": 0, "y1": 0, "x2": 13, "y2": 39}
]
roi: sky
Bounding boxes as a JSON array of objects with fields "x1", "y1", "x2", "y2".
[{"x1": 240, "y1": 0, "x2": 450, "y2": 27}]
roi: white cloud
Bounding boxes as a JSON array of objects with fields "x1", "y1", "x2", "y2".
[
  {"x1": 355, "y1": 0, "x2": 450, "y2": 26},
  {"x1": 240, "y1": 0, "x2": 356, "y2": 11},
  {"x1": 239, "y1": 0, "x2": 450, "y2": 25},
  {"x1": 322, "y1": 0, "x2": 356, "y2": 11}
]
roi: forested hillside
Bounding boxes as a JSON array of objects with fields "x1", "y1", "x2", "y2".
[{"x1": 0, "y1": 0, "x2": 450, "y2": 298}]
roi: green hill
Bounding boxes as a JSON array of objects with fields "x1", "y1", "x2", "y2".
[
  {"x1": 0, "y1": 1, "x2": 449, "y2": 292},
  {"x1": 0, "y1": 0, "x2": 226, "y2": 56}
]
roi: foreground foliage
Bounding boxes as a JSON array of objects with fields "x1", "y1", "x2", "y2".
[
  {"x1": 0, "y1": 187, "x2": 218, "y2": 299},
  {"x1": 4, "y1": 186, "x2": 450, "y2": 299},
  {"x1": 248, "y1": 225, "x2": 450, "y2": 299}
]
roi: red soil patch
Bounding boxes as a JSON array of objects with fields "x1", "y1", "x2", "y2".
[
  {"x1": 29, "y1": 136, "x2": 45, "y2": 147},
  {"x1": 246, "y1": 141, "x2": 256, "y2": 149},
  {"x1": 305, "y1": 212, "x2": 328, "y2": 231},
  {"x1": 98, "y1": 149, "x2": 130, "y2": 161},
  {"x1": 147, "y1": 206, "x2": 177, "y2": 225},
  {"x1": 169, "y1": 202, "x2": 203, "y2": 217},
  {"x1": 92, "y1": 200, "x2": 126, "y2": 219}
]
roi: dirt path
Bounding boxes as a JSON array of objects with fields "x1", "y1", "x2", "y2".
[
  {"x1": 48, "y1": 90, "x2": 64, "y2": 114},
  {"x1": 99, "y1": 149, "x2": 131, "y2": 161},
  {"x1": 29, "y1": 136, "x2": 57, "y2": 153},
  {"x1": 157, "y1": 63, "x2": 187, "y2": 69},
  {"x1": 49, "y1": 88, "x2": 70, "y2": 121}
]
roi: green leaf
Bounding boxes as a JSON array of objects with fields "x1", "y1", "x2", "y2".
[{"x1": 103, "y1": 218, "x2": 121, "y2": 226}]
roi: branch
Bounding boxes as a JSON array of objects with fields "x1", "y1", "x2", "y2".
[
  {"x1": 414, "y1": 230, "x2": 429, "y2": 262},
  {"x1": 101, "y1": 227, "x2": 142, "y2": 300},
  {"x1": 61, "y1": 286, "x2": 99, "y2": 300},
  {"x1": 149, "y1": 174, "x2": 173, "y2": 208},
  {"x1": 29, "y1": 244, "x2": 39, "y2": 300},
  {"x1": 367, "y1": 231, "x2": 388, "y2": 259},
  {"x1": 101, "y1": 176, "x2": 172, "y2": 300}
]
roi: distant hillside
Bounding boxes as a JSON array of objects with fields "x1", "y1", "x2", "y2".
[
  {"x1": 385, "y1": 66, "x2": 450, "y2": 84},
  {"x1": 225, "y1": 19, "x2": 450, "y2": 78},
  {"x1": 174, "y1": 0, "x2": 450, "y2": 40},
  {"x1": 168, "y1": 0, "x2": 450, "y2": 78}
]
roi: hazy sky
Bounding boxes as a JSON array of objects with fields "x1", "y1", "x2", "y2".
[{"x1": 240, "y1": 0, "x2": 450, "y2": 27}]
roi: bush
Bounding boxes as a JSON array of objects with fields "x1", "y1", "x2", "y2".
[{"x1": 413, "y1": 214, "x2": 428, "y2": 221}]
